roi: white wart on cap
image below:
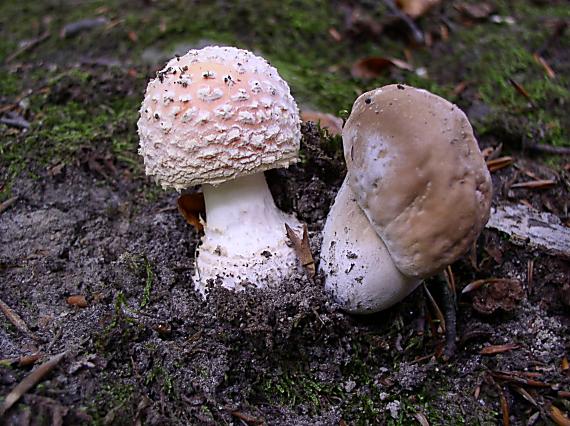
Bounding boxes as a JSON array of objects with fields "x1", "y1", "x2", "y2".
[
  {"x1": 137, "y1": 46, "x2": 303, "y2": 293},
  {"x1": 138, "y1": 46, "x2": 300, "y2": 190},
  {"x1": 321, "y1": 84, "x2": 492, "y2": 313}
]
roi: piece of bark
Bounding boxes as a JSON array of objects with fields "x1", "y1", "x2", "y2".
[{"x1": 486, "y1": 204, "x2": 570, "y2": 259}]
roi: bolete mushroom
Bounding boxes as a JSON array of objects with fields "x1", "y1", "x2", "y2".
[
  {"x1": 321, "y1": 84, "x2": 492, "y2": 313},
  {"x1": 138, "y1": 46, "x2": 303, "y2": 293}
]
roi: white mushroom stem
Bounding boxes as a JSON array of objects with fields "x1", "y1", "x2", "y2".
[
  {"x1": 194, "y1": 172, "x2": 302, "y2": 293},
  {"x1": 320, "y1": 178, "x2": 421, "y2": 314}
]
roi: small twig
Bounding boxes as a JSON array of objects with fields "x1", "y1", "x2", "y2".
[
  {"x1": 0, "y1": 196, "x2": 19, "y2": 215},
  {"x1": 383, "y1": 0, "x2": 424, "y2": 44},
  {"x1": 511, "y1": 179, "x2": 556, "y2": 190},
  {"x1": 0, "y1": 298, "x2": 39, "y2": 341},
  {"x1": 524, "y1": 143, "x2": 570, "y2": 156},
  {"x1": 508, "y1": 78, "x2": 534, "y2": 106},
  {"x1": 423, "y1": 284, "x2": 445, "y2": 332},
  {"x1": 438, "y1": 275, "x2": 457, "y2": 360},
  {"x1": 0, "y1": 351, "x2": 67, "y2": 417},
  {"x1": 0, "y1": 115, "x2": 30, "y2": 129},
  {"x1": 5, "y1": 32, "x2": 50, "y2": 63},
  {"x1": 60, "y1": 17, "x2": 109, "y2": 38}
]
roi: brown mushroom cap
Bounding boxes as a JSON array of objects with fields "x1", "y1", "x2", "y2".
[{"x1": 344, "y1": 84, "x2": 492, "y2": 278}]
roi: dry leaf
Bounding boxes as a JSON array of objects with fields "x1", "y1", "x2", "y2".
[
  {"x1": 480, "y1": 343, "x2": 520, "y2": 355},
  {"x1": 66, "y1": 295, "x2": 88, "y2": 308},
  {"x1": 177, "y1": 193, "x2": 206, "y2": 232},
  {"x1": 301, "y1": 110, "x2": 343, "y2": 136},
  {"x1": 351, "y1": 56, "x2": 413, "y2": 79},
  {"x1": 285, "y1": 223, "x2": 315, "y2": 278},
  {"x1": 396, "y1": 0, "x2": 441, "y2": 19}
]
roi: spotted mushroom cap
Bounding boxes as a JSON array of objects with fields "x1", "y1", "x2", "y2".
[
  {"x1": 344, "y1": 84, "x2": 492, "y2": 278},
  {"x1": 137, "y1": 46, "x2": 301, "y2": 190}
]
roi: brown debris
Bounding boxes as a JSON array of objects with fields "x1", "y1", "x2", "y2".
[
  {"x1": 0, "y1": 298, "x2": 40, "y2": 341},
  {"x1": 60, "y1": 17, "x2": 109, "y2": 38},
  {"x1": 486, "y1": 156, "x2": 514, "y2": 172},
  {"x1": 550, "y1": 405, "x2": 570, "y2": 426},
  {"x1": 423, "y1": 284, "x2": 445, "y2": 333},
  {"x1": 0, "y1": 353, "x2": 42, "y2": 368},
  {"x1": 177, "y1": 193, "x2": 206, "y2": 232},
  {"x1": 0, "y1": 351, "x2": 67, "y2": 417},
  {"x1": 508, "y1": 78, "x2": 533, "y2": 104},
  {"x1": 413, "y1": 412, "x2": 430, "y2": 426},
  {"x1": 395, "y1": 0, "x2": 441, "y2": 19},
  {"x1": 533, "y1": 53, "x2": 556, "y2": 79},
  {"x1": 510, "y1": 179, "x2": 556, "y2": 190},
  {"x1": 285, "y1": 223, "x2": 315, "y2": 278},
  {"x1": 497, "y1": 384, "x2": 510, "y2": 426},
  {"x1": 5, "y1": 32, "x2": 50, "y2": 64},
  {"x1": 456, "y1": 3, "x2": 494, "y2": 20},
  {"x1": 480, "y1": 343, "x2": 520, "y2": 355},
  {"x1": 0, "y1": 196, "x2": 19, "y2": 215},
  {"x1": 466, "y1": 279, "x2": 524, "y2": 315},
  {"x1": 301, "y1": 110, "x2": 343, "y2": 136},
  {"x1": 66, "y1": 295, "x2": 88, "y2": 308},
  {"x1": 351, "y1": 56, "x2": 413, "y2": 79},
  {"x1": 230, "y1": 410, "x2": 265, "y2": 425},
  {"x1": 491, "y1": 371, "x2": 553, "y2": 389}
]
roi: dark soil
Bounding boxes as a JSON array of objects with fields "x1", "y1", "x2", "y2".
[{"x1": 1, "y1": 0, "x2": 569, "y2": 425}]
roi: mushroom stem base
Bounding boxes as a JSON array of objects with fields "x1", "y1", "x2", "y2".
[
  {"x1": 194, "y1": 173, "x2": 302, "y2": 294},
  {"x1": 320, "y1": 178, "x2": 421, "y2": 314}
]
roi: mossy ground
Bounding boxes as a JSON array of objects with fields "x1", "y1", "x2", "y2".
[{"x1": 1, "y1": 0, "x2": 569, "y2": 424}]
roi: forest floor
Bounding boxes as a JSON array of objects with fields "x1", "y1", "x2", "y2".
[{"x1": 0, "y1": 0, "x2": 569, "y2": 424}]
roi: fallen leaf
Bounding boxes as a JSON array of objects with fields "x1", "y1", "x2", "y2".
[
  {"x1": 285, "y1": 223, "x2": 315, "y2": 278},
  {"x1": 351, "y1": 56, "x2": 414, "y2": 79},
  {"x1": 480, "y1": 343, "x2": 520, "y2": 355},
  {"x1": 562, "y1": 356, "x2": 569, "y2": 372},
  {"x1": 550, "y1": 405, "x2": 570, "y2": 426},
  {"x1": 396, "y1": 0, "x2": 441, "y2": 19},
  {"x1": 301, "y1": 110, "x2": 343, "y2": 136},
  {"x1": 177, "y1": 193, "x2": 206, "y2": 232},
  {"x1": 66, "y1": 295, "x2": 88, "y2": 308}
]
